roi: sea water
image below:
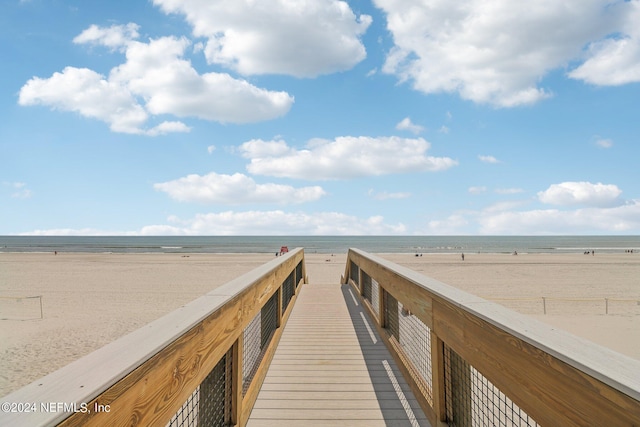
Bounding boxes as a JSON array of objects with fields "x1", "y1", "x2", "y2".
[{"x1": 0, "y1": 235, "x2": 638, "y2": 254}]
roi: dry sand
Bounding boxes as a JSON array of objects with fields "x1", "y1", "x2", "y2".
[{"x1": 1, "y1": 250, "x2": 639, "y2": 397}]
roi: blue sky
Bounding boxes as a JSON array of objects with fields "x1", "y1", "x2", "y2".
[{"x1": 2, "y1": 0, "x2": 640, "y2": 235}]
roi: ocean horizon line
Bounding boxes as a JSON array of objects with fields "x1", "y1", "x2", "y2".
[{"x1": 1, "y1": 235, "x2": 638, "y2": 255}]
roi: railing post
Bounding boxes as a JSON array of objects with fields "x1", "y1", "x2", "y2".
[
  {"x1": 232, "y1": 336, "x2": 243, "y2": 426},
  {"x1": 430, "y1": 331, "x2": 446, "y2": 425},
  {"x1": 277, "y1": 283, "x2": 283, "y2": 328},
  {"x1": 378, "y1": 284, "x2": 385, "y2": 328}
]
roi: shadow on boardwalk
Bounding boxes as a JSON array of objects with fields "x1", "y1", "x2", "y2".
[
  {"x1": 247, "y1": 282, "x2": 431, "y2": 426},
  {"x1": 341, "y1": 283, "x2": 430, "y2": 427}
]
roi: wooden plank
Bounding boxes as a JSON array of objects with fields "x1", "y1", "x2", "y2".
[
  {"x1": 249, "y1": 408, "x2": 426, "y2": 420},
  {"x1": 348, "y1": 249, "x2": 434, "y2": 329},
  {"x1": 0, "y1": 248, "x2": 306, "y2": 427},
  {"x1": 247, "y1": 283, "x2": 431, "y2": 426},
  {"x1": 252, "y1": 398, "x2": 422, "y2": 410},
  {"x1": 240, "y1": 281, "x2": 303, "y2": 426},
  {"x1": 348, "y1": 248, "x2": 640, "y2": 401},
  {"x1": 347, "y1": 248, "x2": 640, "y2": 427},
  {"x1": 434, "y1": 298, "x2": 640, "y2": 426}
]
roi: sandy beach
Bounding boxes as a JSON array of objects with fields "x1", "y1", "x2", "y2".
[{"x1": 1, "y1": 250, "x2": 639, "y2": 397}]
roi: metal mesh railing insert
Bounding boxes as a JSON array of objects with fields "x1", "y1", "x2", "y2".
[
  {"x1": 242, "y1": 291, "x2": 279, "y2": 395},
  {"x1": 384, "y1": 290, "x2": 400, "y2": 340},
  {"x1": 371, "y1": 278, "x2": 380, "y2": 317},
  {"x1": 295, "y1": 261, "x2": 303, "y2": 288},
  {"x1": 362, "y1": 270, "x2": 372, "y2": 303},
  {"x1": 444, "y1": 345, "x2": 538, "y2": 427},
  {"x1": 349, "y1": 261, "x2": 359, "y2": 285},
  {"x1": 167, "y1": 349, "x2": 232, "y2": 427},
  {"x1": 282, "y1": 271, "x2": 295, "y2": 314},
  {"x1": 398, "y1": 300, "x2": 432, "y2": 403},
  {"x1": 384, "y1": 290, "x2": 433, "y2": 403}
]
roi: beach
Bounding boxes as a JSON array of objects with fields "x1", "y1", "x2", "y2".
[{"x1": 1, "y1": 251, "x2": 639, "y2": 397}]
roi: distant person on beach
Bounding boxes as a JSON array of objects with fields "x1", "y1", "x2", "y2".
[{"x1": 461, "y1": 253, "x2": 464, "y2": 261}]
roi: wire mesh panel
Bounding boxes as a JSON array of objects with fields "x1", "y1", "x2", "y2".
[
  {"x1": 398, "y1": 300, "x2": 432, "y2": 403},
  {"x1": 362, "y1": 270, "x2": 372, "y2": 303},
  {"x1": 384, "y1": 291, "x2": 433, "y2": 403},
  {"x1": 199, "y1": 351, "x2": 232, "y2": 426},
  {"x1": 242, "y1": 291, "x2": 279, "y2": 395},
  {"x1": 295, "y1": 261, "x2": 303, "y2": 288},
  {"x1": 444, "y1": 345, "x2": 539, "y2": 427},
  {"x1": 261, "y1": 291, "x2": 278, "y2": 349},
  {"x1": 349, "y1": 261, "x2": 359, "y2": 285},
  {"x1": 243, "y1": 310, "x2": 262, "y2": 395},
  {"x1": 167, "y1": 349, "x2": 232, "y2": 427},
  {"x1": 167, "y1": 387, "x2": 198, "y2": 427},
  {"x1": 282, "y1": 271, "x2": 295, "y2": 315},
  {"x1": 371, "y1": 278, "x2": 380, "y2": 317},
  {"x1": 384, "y1": 290, "x2": 400, "y2": 340}
]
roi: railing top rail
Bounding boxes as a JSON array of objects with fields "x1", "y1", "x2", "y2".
[
  {"x1": 347, "y1": 247, "x2": 640, "y2": 401},
  {"x1": 1, "y1": 248, "x2": 304, "y2": 426}
]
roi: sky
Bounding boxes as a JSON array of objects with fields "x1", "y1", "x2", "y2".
[{"x1": 2, "y1": 0, "x2": 640, "y2": 236}]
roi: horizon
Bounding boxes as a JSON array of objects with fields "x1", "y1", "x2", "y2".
[{"x1": 2, "y1": 1, "x2": 640, "y2": 236}]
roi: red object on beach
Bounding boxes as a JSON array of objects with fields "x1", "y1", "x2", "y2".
[{"x1": 280, "y1": 246, "x2": 289, "y2": 253}]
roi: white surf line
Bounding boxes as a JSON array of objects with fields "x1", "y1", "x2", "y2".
[
  {"x1": 359, "y1": 312, "x2": 377, "y2": 344},
  {"x1": 383, "y1": 359, "x2": 420, "y2": 427},
  {"x1": 348, "y1": 287, "x2": 359, "y2": 306}
]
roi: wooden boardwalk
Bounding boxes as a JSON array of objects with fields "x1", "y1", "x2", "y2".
[{"x1": 246, "y1": 283, "x2": 431, "y2": 427}]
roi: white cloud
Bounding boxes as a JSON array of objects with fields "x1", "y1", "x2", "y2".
[
  {"x1": 375, "y1": 0, "x2": 636, "y2": 106},
  {"x1": 73, "y1": 23, "x2": 140, "y2": 51},
  {"x1": 478, "y1": 155, "x2": 500, "y2": 164},
  {"x1": 5, "y1": 182, "x2": 32, "y2": 199},
  {"x1": 19, "y1": 26, "x2": 294, "y2": 135},
  {"x1": 368, "y1": 189, "x2": 411, "y2": 200},
  {"x1": 426, "y1": 215, "x2": 469, "y2": 235},
  {"x1": 478, "y1": 201, "x2": 640, "y2": 234},
  {"x1": 240, "y1": 136, "x2": 458, "y2": 180},
  {"x1": 153, "y1": 0, "x2": 371, "y2": 77},
  {"x1": 138, "y1": 211, "x2": 406, "y2": 235},
  {"x1": 207, "y1": 145, "x2": 216, "y2": 154},
  {"x1": 396, "y1": 117, "x2": 424, "y2": 134},
  {"x1": 154, "y1": 172, "x2": 326, "y2": 204},
  {"x1": 495, "y1": 188, "x2": 524, "y2": 195},
  {"x1": 239, "y1": 139, "x2": 293, "y2": 158},
  {"x1": 569, "y1": 1, "x2": 640, "y2": 86},
  {"x1": 468, "y1": 186, "x2": 487, "y2": 194},
  {"x1": 424, "y1": 196, "x2": 640, "y2": 235},
  {"x1": 18, "y1": 66, "x2": 154, "y2": 134},
  {"x1": 147, "y1": 121, "x2": 192, "y2": 136},
  {"x1": 537, "y1": 181, "x2": 623, "y2": 207},
  {"x1": 109, "y1": 36, "x2": 294, "y2": 123},
  {"x1": 20, "y1": 228, "x2": 128, "y2": 236},
  {"x1": 595, "y1": 138, "x2": 613, "y2": 148}
]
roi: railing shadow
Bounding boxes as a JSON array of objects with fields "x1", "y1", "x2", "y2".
[{"x1": 340, "y1": 283, "x2": 431, "y2": 427}]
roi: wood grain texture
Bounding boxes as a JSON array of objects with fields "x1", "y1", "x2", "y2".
[
  {"x1": 246, "y1": 283, "x2": 431, "y2": 427},
  {"x1": 1, "y1": 249, "x2": 305, "y2": 427},
  {"x1": 347, "y1": 248, "x2": 640, "y2": 427}
]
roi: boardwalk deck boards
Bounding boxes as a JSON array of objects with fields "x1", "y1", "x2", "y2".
[{"x1": 246, "y1": 283, "x2": 431, "y2": 427}]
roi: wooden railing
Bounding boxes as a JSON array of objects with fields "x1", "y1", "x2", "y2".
[
  {"x1": 0, "y1": 248, "x2": 306, "y2": 427},
  {"x1": 344, "y1": 248, "x2": 640, "y2": 427}
]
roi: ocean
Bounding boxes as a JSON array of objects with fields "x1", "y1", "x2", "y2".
[{"x1": 0, "y1": 235, "x2": 638, "y2": 254}]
